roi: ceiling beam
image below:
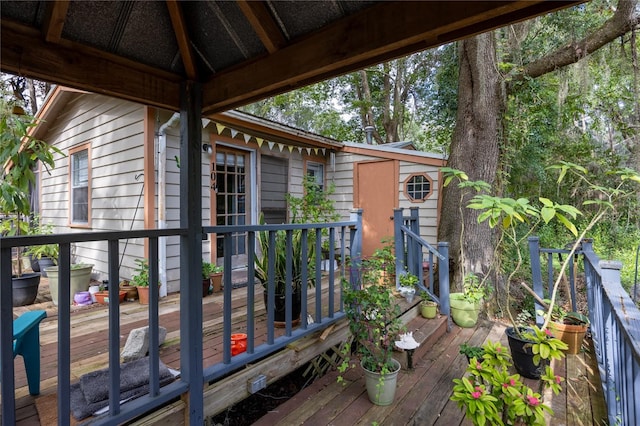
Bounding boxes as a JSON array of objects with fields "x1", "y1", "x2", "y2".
[
  {"x1": 202, "y1": 0, "x2": 582, "y2": 114},
  {"x1": 1, "y1": 20, "x2": 182, "y2": 111},
  {"x1": 236, "y1": 0, "x2": 287, "y2": 54},
  {"x1": 166, "y1": 0, "x2": 198, "y2": 81},
  {"x1": 43, "y1": 0, "x2": 69, "y2": 43}
]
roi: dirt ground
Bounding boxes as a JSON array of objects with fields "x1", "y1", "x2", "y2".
[{"x1": 210, "y1": 365, "x2": 313, "y2": 426}]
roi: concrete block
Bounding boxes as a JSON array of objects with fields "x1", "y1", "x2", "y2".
[{"x1": 121, "y1": 326, "x2": 167, "y2": 362}]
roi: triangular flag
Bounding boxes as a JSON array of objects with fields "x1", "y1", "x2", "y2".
[
  {"x1": 297, "y1": 147, "x2": 303, "y2": 154},
  {"x1": 306, "y1": 147, "x2": 312, "y2": 155},
  {"x1": 230, "y1": 129, "x2": 238, "y2": 138},
  {"x1": 267, "y1": 141, "x2": 275, "y2": 150},
  {"x1": 216, "y1": 123, "x2": 225, "y2": 134},
  {"x1": 287, "y1": 145, "x2": 294, "y2": 153},
  {"x1": 243, "y1": 134, "x2": 251, "y2": 143},
  {"x1": 321, "y1": 148, "x2": 326, "y2": 155},
  {"x1": 256, "y1": 138, "x2": 264, "y2": 147},
  {"x1": 277, "y1": 143, "x2": 284, "y2": 152},
  {"x1": 314, "y1": 148, "x2": 319, "y2": 155}
]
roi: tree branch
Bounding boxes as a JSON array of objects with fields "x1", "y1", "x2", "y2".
[{"x1": 518, "y1": 0, "x2": 639, "y2": 80}]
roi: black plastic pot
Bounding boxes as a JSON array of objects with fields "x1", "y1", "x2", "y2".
[
  {"x1": 30, "y1": 256, "x2": 55, "y2": 277},
  {"x1": 263, "y1": 289, "x2": 302, "y2": 325},
  {"x1": 505, "y1": 327, "x2": 548, "y2": 379},
  {"x1": 12, "y1": 273, "x2": 41, "y2": 306}
]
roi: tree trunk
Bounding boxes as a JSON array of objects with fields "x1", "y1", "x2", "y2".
[{"x1": 437, "y1": 32, "x2": 504, "y2": 291}]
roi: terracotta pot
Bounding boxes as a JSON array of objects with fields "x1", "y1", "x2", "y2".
[
  {"x1": 119, "y1": 283, "x2": 138, "y2": 301},
  {"x1": 137, "y1": 286, "x2": 149, "y2": 305},
  {"x1": 211, "y1": 272, "x2": 223, "y2": 293},
  {"x1": 94, "y1": 290, "x2": 127, "y2": 305},
  {"x1": 550, "y1": 321, "x2": 588, "y2": 354}
]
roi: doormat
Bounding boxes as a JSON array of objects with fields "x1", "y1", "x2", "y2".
[{"x1": 34, "y1": 393, "x2": 81, "y2": 426}]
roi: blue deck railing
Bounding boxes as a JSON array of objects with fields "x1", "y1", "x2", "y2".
[
  {"x1": 529, "y1": 237, "x2": 640, "y2": 425},
  {"x1": 393, "y1": 207, "x2": 450, "y2": 324},
  {"x1": 1, "y1": 212, "x2": 362, "y2": 425}
]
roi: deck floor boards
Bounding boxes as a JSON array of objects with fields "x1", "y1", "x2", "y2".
[{"x1": 255, "y1": 321, "x2": 608, "y2": 426}]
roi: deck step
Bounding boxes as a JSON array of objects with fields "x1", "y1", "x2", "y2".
[{"x1": 394, "y1": 313, "x2": 448, "y2": 370}]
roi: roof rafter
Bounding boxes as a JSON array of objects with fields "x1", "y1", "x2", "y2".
[
  {"x1": 43, "y1": 0, "x2": 69, "y2": 43},
  {"x1": 237, "y1": 0, "x2": 286, "y2": 54},
  {"x1": 166, "y1": 0, "x2": 198, "y2": 81}
]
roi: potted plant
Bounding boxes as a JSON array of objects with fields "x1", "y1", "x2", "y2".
[
  {"x1": 459, "y1": 342, "x2": 484, "y2": 363},
  {"x1": 202, "y1": 261, "x2": 223, "y2": 296},
  {"x1": 255, "y1": 215, "x2": 315, "y2": 325},
  {"x1": 419, "y1": 291, "x2": 438, "y2": 319},
  {"x1": 338, "y1": 274, "x2": 405, "y2": 406},
  {"x1": 131, "y1": 258, "x2": 151, "y2": 304},
  {"x1": 45, "y1": 262, "x2": 94, "y2": 306},
  {"x1": 549, "y1": 310, "x2": 590, "y2": 355},
  {"x1": 441, "y1": 168, "x2": 492, "y2": 326},
  {"x1": 1, "y1": 97, "x2": 60, "y2": 306},
  {"x1": 25, "y1": 219, "x2": 58, "y2": 276},
  {"x1": 94, "y1": 281, "x2": 127, "y2": 305},
  {"x1": 452, "y1": 340, "x2": 564, "y2": 425},
  {"x1": 449, "y1": 273, "x2": 488, "y2": 328},
  {"x1": 398, "y1": 271, "x2": 418, "y2": 303}
]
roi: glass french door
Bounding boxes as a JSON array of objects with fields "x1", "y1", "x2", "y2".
[{"x1": 215, "y1": 149, "x2": 248, "y2": 266}]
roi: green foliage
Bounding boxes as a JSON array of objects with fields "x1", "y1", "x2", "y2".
[
  {"x1": 459, "y1": 343, "x2": 485, "y2": 360},
  {"x1": 339, "y1": 276, "x2": 405, "y2": 374},
  {"x1": 451, "y1": 340, "x2": 563, "y2": 426},
  {"x1": 25, "y1": 220, "x2": 59, "y2": 262},
  {"x1": 463, "y1": 273, "x2": 490, "y2": 304},
  {"x1": 131, "y1": 258, "x2": 150, "y2": 288},
  {"x1": 399, "y1": 272, "x2": 418, "y2": 288},
  {"x1": 254, "y1": 213, "x2": 316, "y2": 294},
  {"x1": 360, "y1": 238, "x2": 396, "y2": 285},
  {"x1": 1, "y1": 91, "x2": 62, "y2": 276},
  {"x1": 286, "y1": 175, "x2": 339, "y2": 225}
]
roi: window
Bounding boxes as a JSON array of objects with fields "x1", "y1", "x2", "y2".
[
  {"x1": 404, "y1": 173, "x2": 432, "y2": 202},
  {"x1": 70, "y1": 146, "x2": 90, "y2": 225},
  {"x1": 306, "y1": 162, "x2": 325, "y2": 192}
]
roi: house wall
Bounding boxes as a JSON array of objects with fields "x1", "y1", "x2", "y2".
[
  {"x1": 39, "y1": 97, "x2": 210, "y2": 293},
  {"x1": 332, "y1": 150, "x2": 441, "y2": 248},
  {"x1": 40, "y1": 93, "x2": 146, "y2": 284}
]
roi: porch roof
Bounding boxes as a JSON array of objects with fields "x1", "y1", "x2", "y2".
[{"x1": 1, "y1": 1, "x2": 582, "y2": 114}]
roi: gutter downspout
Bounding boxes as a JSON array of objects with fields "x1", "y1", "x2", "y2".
[{"x1": 158, "y1": 112, "x2": 180, "y2": 297}]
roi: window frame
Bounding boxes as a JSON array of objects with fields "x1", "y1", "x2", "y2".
[
  {"x1": 403, "y1": 172, "x2": 433, "y2": 203},
  {"x1": 68, "y1": 143, "x2": 91, "y2": 227},
  {"x1": 305, "y1": 160, "x2": 325, "y2": 192}
]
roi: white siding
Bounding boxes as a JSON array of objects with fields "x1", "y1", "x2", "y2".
[{"x1": 40, "y1": 94, "x2": 146, "y2": 284}]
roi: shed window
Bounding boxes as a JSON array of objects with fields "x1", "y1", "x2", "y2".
[
  {"x1": 70, "y1": 146, "x2": 90, "y2": 225},
  {"x1": 404, "y1": 173, "x2": 432, "y2": 202}
]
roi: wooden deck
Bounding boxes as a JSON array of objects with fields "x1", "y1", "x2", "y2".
[
  {"x1": 7, "y1": 278, "x2": 608, "y2": 425},
  {"x1": 254, "y1": 320, "x2": 608, "y2": 426}
]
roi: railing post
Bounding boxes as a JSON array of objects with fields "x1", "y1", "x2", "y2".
[
  {"x1": 349, "y1": 209, "x2": 363, "y2": 290},
  {"x1": 393, "y1": 208, "x2": 404, "y2": 289},
  {"x1": 179, "y1": 80, "x2": 204, "y2": 425},
  {"x1": 409, "y1": 207, "x2": 421, "y2": 278},
  {"x1": 438, "y1": 242, "x2": 451, "y2": 330},
  {"x1": 528, "y1": 237, "x2": 544, "y2": 326}
]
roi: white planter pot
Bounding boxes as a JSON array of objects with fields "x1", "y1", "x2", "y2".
[
  {"x1": 361, "y1": 358, "x2": 401, "y2": 406},
  {"x1": 45, "y1": 264, "x2": 94, "y2": 306}
]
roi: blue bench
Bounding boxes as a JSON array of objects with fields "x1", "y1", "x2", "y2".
[{"x1": 13, "y1": 310, "x2": 47, "y2": 395}]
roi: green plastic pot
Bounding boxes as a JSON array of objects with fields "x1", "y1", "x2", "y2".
[{"x1": 449, "y1": 292, "x2": 480, "y2": 328}]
